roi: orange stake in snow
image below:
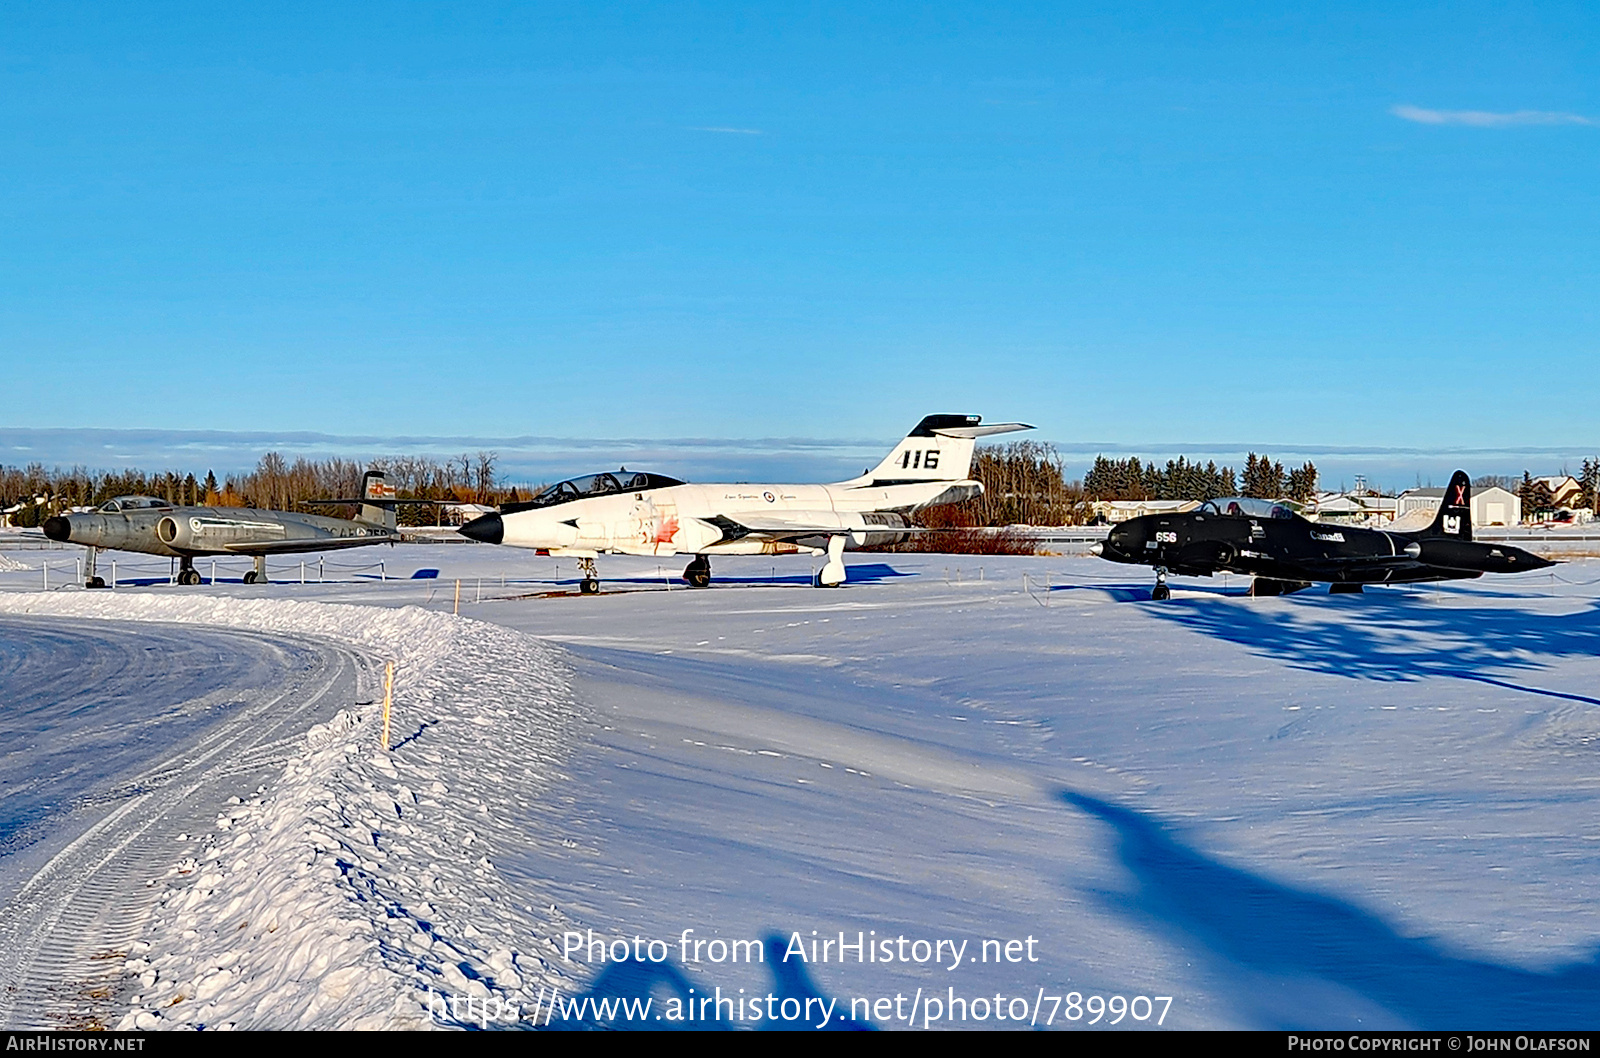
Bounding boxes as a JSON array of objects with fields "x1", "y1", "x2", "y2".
[{"x1": 381, "y1": 661, "x2": 394, "y2": 751}]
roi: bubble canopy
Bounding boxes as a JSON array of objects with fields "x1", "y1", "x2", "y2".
[
  {"x1": 501, "y1": 471, "x2": 686, "y2": 513},
  {"x1": 98, "y1": 496, "x2": 174, "y2": 513},
  {"x1": 1199, "y1": 497, "x2": 1297, "y2": 519}
]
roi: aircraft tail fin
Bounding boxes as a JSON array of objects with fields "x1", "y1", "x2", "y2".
[
  {"x1": 1421, "y1": 470, "x2": 1473, "y2": 542},
  {"x1": 359, "y1": 470, "x2": 399, "y2": 531},
  {"x1": 859, "y1": 415, "x2": 1033, "y2": 484}
]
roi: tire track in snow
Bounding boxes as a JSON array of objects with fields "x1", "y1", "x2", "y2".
[
  {"x1": 0, "y1": 629, "x2": 366, "y2": 1029},
  {"x1": 0, "y1": 593, "x2": 582, "y2": 1030}
]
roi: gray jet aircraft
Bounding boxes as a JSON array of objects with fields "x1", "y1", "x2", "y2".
[{"x1": 42, "y1": 470, "x2": 406, "y2": 587}]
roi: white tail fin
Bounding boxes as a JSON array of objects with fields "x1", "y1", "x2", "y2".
[
  {"x1": 359, "y1": 470, "x2": 398, "y2": 530},
  {"x1": 859, "y1": 415, "x2": 1033, "y2": 484}
]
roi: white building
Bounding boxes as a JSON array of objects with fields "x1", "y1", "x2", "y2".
[
  {"x1": 1089, "y1": 499, "x2": 1201, "y2": 523},
  {"x1": 1396, "y1": 486, "x2": 1519, "y2": 528},
  {"x1": 1307, "y1": 493, "x2": 1398, "y2": 524}
]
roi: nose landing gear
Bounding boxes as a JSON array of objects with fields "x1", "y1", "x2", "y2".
[
  {"x1": 84, "y1": 546, "x2": 106, "y2": 589},
  {"x1": 1150, "y1": 566, "x2": 1170, "y2": 601},
  {"x1": 578, "y1": 557, "x2": 600, "y2": 594}
]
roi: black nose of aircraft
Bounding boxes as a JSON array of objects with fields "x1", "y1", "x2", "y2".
[
  {"x1": 1103, "y1": 522, "x2": 1134, "y2": 560},
  {"x1": 458, "y1": 512, "x2": 504, "y2": 545},
  {"x1": 41, "y1": 516, "x2": 72, "y2": 542}
]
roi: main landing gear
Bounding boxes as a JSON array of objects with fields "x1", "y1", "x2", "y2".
[
  {"x1": 1150, "y1": 566, "x2": 1170, "y2": 601},
  {"x1": 814, "y1": 534, "x2": 847, "y2": 588},
  {"x1": 242, "y1": 555, "x2": 269, "y2": 585},
  {"x1": 171, "y1": 555, "x2": 204, "y2": 586},
  {"x1": 683, "y1": 555, "x2": 711, "y2": 588}
]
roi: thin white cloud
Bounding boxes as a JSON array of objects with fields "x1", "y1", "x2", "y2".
[
  {"x1": 685, "y1": 126, "x2": 763, "y2": 135},
  {"x1": 1391, "y1": 104, "x2": 1595, "y2": 128}
]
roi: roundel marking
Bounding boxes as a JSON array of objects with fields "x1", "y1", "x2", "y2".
[{"x1": 763, "y1": 491, "x2": 776, "y2": 503}]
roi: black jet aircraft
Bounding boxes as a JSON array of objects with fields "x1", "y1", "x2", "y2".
[{"x1": 1093, "y1": 471, "x2": 1554, "y2": 599}]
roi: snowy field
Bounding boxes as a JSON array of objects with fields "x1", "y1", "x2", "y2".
[{"x1": 1, "y1": 542, "x2": 1598, "y2": 1030}]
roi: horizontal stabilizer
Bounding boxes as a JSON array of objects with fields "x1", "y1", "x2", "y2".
[
  {"x1": 302, "y1": 498, "x2": 441, "y2": 505},
  {"x1": 930, "y1": 422, "x2": 1033, "y2": 439}
]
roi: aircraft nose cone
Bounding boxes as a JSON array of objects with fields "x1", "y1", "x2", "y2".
[
  {"x1": 458, "y1": 512, "x2": 504, "y2": 545},
  {"x1": 41, "y1": 516, "x2": 72, "y2": 542}
]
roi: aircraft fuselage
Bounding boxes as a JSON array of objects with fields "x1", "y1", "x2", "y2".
[
  {"x1": 466, "y1": 478, "x2": 979, "y2": 556},
  {"x1": 44, "y1": 505, "x2": 400, "y2": 559},
  {"x1": 1099, "y1": 505, "x2": 1551, "y2": 587}
]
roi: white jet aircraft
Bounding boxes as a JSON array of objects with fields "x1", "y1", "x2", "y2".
[{"x1": 458, "y1": 414, "x2": 1032, "y2": 591}]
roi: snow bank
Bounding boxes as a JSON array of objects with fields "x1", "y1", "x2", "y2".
[{"x1": 0, "y1": 592, "x2": 582, "y2": 1030}]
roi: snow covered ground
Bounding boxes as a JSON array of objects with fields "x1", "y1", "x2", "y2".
[{"x1": 2, "y1": 542, "x2": 1598, "y2": 1030}]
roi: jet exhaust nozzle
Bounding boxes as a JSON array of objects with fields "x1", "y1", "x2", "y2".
[{"x1": 41, "y1": 516, "x2": 72, "y2": 542}]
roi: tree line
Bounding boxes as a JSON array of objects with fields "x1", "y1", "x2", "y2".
[
  {"x1": 4, "y1": 442, "x2": 1327, "y2": 534},
  {"x1": 1081, "y1": 453, "x2": 1318, "y2": 503},
  {"x1": 1, "y1": 452, "x2": 525, "y2": 528}
]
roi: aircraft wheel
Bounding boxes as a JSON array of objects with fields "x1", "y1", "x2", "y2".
[
  {"x1": 683, "y1": 556, "x2": 711, "y2": 588},
  {"x1": 1151, "y1": 584, "x2": 1171, "y2": 601},
  {"x1": 243, "y1": 570, "x2": 260, "y2": 584},
  {"x1": 86, "y1": 576, "x2": 106, "y2": 589},
  {"x1": 579, "y1": 578, "x2": 599, "y2": 595},
  {"x1": 178, "y1": 569, "x2": 202, "y2": 586}
]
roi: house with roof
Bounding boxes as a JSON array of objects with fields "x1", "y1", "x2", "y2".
[
  {"x1": 1397, "y1": 485, "x2": 1520, "y2": 528},
  {"x1": 1306, "y1": 492, "x2": 1397, "y2": 525},
  {"x1": 1088, "y1": 499, "x2": 1201, "y2": 523}
]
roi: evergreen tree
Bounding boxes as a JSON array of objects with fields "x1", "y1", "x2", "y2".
[
  {"x1": 1579, "y1": 459, "x2": 1599, "y2": 514},
  {"x1": 1285, "y1": 462, "x2": 1318, "y2": 504}
]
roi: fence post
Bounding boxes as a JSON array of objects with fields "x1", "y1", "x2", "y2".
[
  {"x1": 111, "y1": 560, "x2": 116, "y2": 589},
  {"x1": 300, "y1": 561, "x2": 306, "y2": 585},
  {"x1": 211, "y1": 559, "x2": 217, "y2": 585},
  {"x1": 380, "y1": 560, "x2": 386, "y2": 582},
  {"x1": 454, "y1": 579, "x2": 460, "y2": 615},
  {"x1": 42, "y1": 561, "x2": 47, "y2": 591}
]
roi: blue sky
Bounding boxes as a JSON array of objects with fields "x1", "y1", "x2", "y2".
[{"x1": 3, "y1": 2, "x2": 1597, "y2": 484}]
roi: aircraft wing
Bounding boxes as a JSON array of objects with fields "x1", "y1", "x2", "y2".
[
  {"x1": 218, "y1": 537, "x2": 393, "y2": 556},
  {"x1": 721, "y1": 511, "x2": 922, "y2": 541},
  {"x1": 727, "y1": 511, "x2": 857, "y2": 537}
]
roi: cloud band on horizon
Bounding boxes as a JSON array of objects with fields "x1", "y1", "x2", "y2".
[{"x1": 1391, "y1": 104, "x2": 1595, "y2": 128}]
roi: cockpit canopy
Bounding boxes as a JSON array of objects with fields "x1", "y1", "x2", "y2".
[
  {"x1": 501, "y1": 471, "x2": 685, "y2": 513},
  {"x1": 1199, "y1": 497, "x2": 1297, "y2": 520},
  {"x1": 98, "y1": 495, "x2": 174, "y2": 513}
]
